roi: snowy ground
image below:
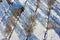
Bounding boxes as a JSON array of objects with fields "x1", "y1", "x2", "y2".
[{"x1": 0, "y1": 0, "x2": 60, "y2": 40}]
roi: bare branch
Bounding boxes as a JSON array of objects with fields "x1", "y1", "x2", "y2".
[
  {"x1": 35, "y1": 0, "x2": 41, "y2": 12},
  {"x1": 6, "y1": 0, "x2": 13, "y2": 5},
  {"x1": 4, "y1": 7, "x2": 24, "y2": 40},
  {"x1": 44, "y1": 0, "x2": 56, "y2": 39},
  {"x1": 36, "y1": 0, "x2": 40, "y2": 8},
  {"x1": 43, "y1": 20, "x2": 56, "y2": 40},
  {"x1": 25, "y1": 14, "x2": 37, "y2": 40},
  {"x1": 47, "y1": 20, "x2": 56, "y2": 30},
  {"x1": 0, "y1": 0, "x2": 2, "y2": 2},
  {"x1": 25, "y1": 14, "x2": 37, "y2": 36},
  {"x1": 5, "y1": 16, "x2": 16, "y2": 36},
  {"x1": 11, "y1": 7, "x2": 24, "y2": 19},
  {"x1": 48, "y1": 0, "x2": 55, "y2": 10}
]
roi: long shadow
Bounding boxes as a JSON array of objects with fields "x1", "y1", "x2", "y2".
[
  {"x1": 53, "y1": 7, "x2": 60, "y2": 16},
  {"x1": 54, "y1": 28, "x2": 60, "y2": 37},
  {"x1": 37, "y1": 13, "x2": 47, "y2": 27},
  {"x1": 27, "y1": 0, "x2": 36, "y2": 6},
  {"x1": 15, "y1": 25, "x2": 39, "y2": 40},
  {"x1": 9, "y1": 2, "x2": 23, "y2": 12},
  {"x1": 49, "y1": 15, "x2": 60, "y2": 26},
  {"x1": 27, "y1": 34, "x2": 39, "y2": 40},
  {"x1": 28, "y1": 5, "x2": 35, "y2": 14},
  {"x1": 49, "y1": 15, "x2": 60, "y2": 37},
  {"x1": 15, "y1": 24, "x2": 26, "y2": 40},
  {"x1": 14, "y1": 21, "x2": 39, "y2": 40},
  {"x1": 39, "y1": 4, "x2": 48, "y2": 16}
]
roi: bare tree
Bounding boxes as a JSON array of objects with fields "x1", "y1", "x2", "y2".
[
  {"x1": 43, "y1": 20, "x2": 56, "y2": 40},
  {"x1": 24, "y1": 14, "x2": 37, "y2": 40},
  {"x1": 46, "y1": 20, "x2": 56, "y2": 30},
  {"x1": 36, "y1": 0, "x2": 40, "y2": 8},
  {"x1": 11, "y1": 7, "x2": 24, "y2": 19},
  {"x1": 3, "y1": 0, "x2": 25, "y2": 40},
  {"x1": 48, "y1": 0, "x2": 55, "y2": 11},
  {"x1": 5, "y1": 16, "x2": 17, "y2": 36},
  {"x1": 35, "y1": 0, "x2": 40, "y2": 12},
  {"x1": 0, "y1": 0, "x2": 2, "y2": 2},
  {"x1": 6, "y1": 0, "x2": 13, "y2": 5},
  {"x1": 43, "y1": 0, "x2": 56, "y2": 40},
  {"x1": 4, "y1": 7, "x2": 24, "y2": 40}
]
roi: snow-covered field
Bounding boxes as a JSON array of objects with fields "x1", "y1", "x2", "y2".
[{"x1": 0, "y1": 0, "x2": 60, "y2": 40}]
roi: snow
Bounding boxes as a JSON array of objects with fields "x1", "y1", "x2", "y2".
[
  {"x1": 33, "y1": 20, "x2": 46, "y2": 40},
  {"x1": 0, "y1": 0, "x2": 60, "y2": 40},
  {"x1": 10, "y1": 30, "x2": 20, "y2": 40},
  {"x1": 46, "y1": 29, "x2": 60, "y2": 40}
]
